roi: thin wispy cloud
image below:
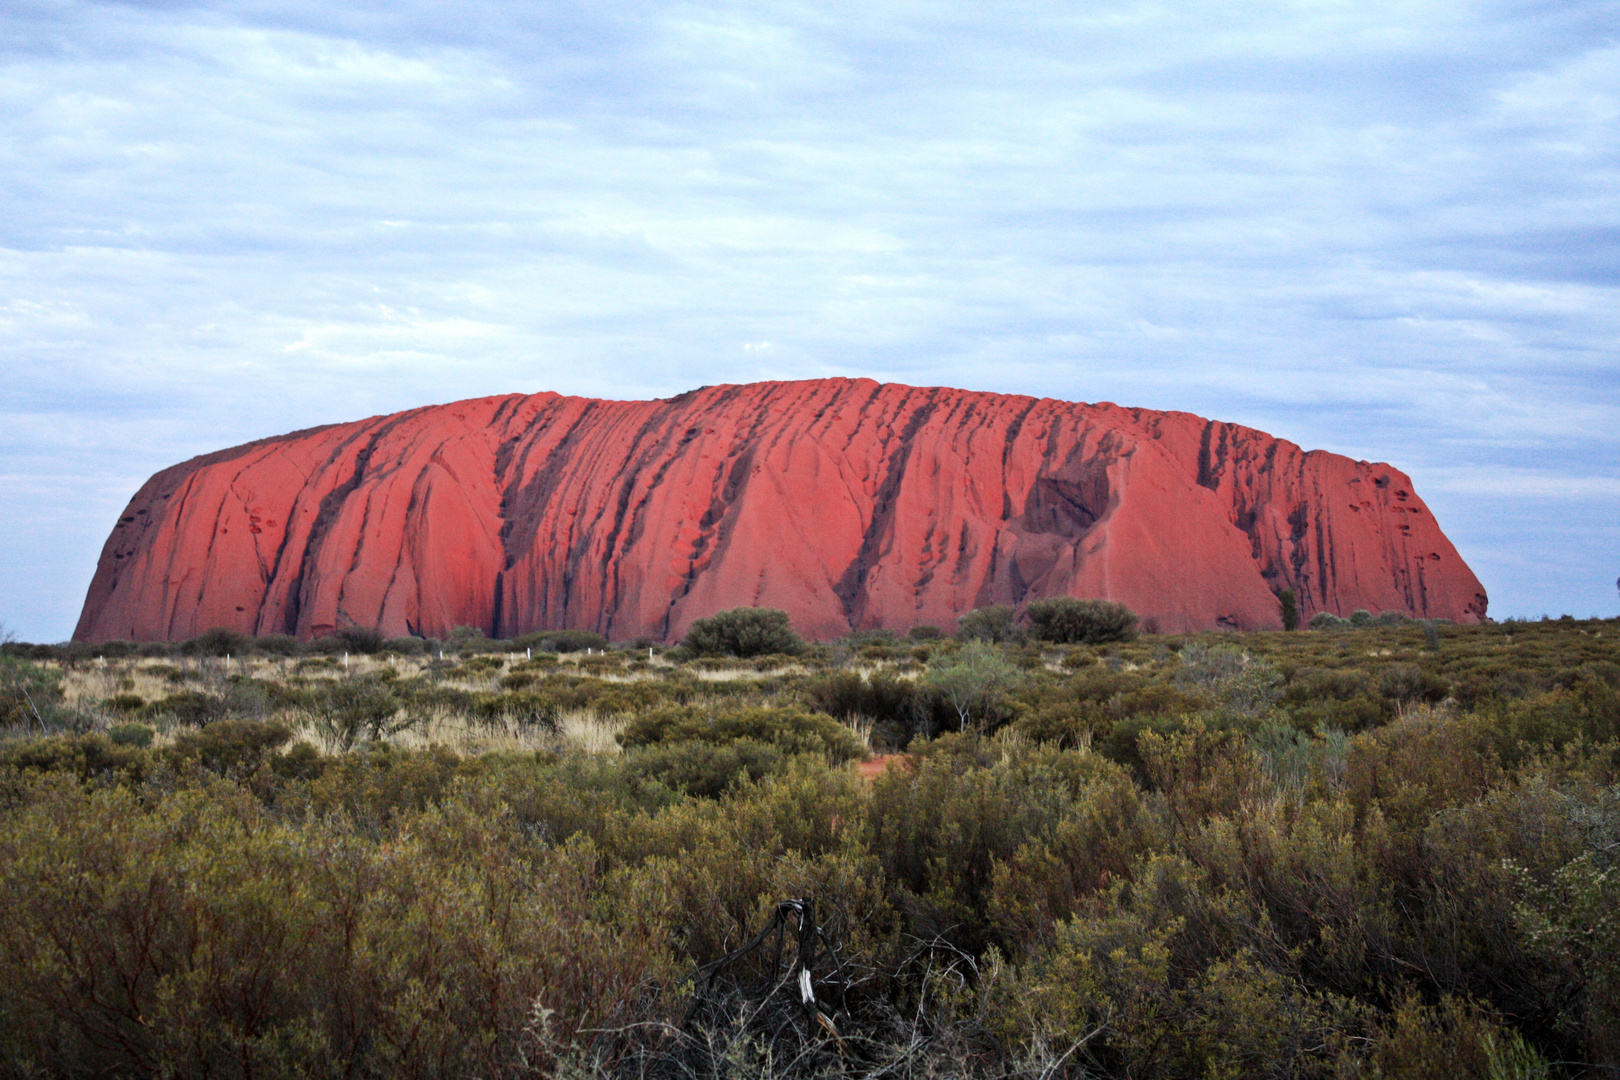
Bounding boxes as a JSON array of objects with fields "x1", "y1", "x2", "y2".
[{"x1": 2, "y1": 0, "x2": 1616, "y2": 639}]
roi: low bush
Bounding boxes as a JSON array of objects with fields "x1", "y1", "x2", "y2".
[
  {"x1": 106, "y1": 722, "x2": 154, "y2": 748},
  {"x1": 304, "y1": 678, "x2": 412, "y2": 752},
  {"x1": 1025, "y1": 597, "x2": 1139, "y2": 645},
  {"x1": 255, "y1": 633, "x2": 304, "y2": 656},
  {"x1": 625, "y1": 740, "x2": 788, "y2": 797},
  {"x1": 803, "y1": 671, "x2": 916, "y2": 727},
  {"x1": 0, "y1": 731, "x2": 154, "y2": 783},
  {"x1": 328, "y1": 626, "x2": 385, "y2": 653},
  {"x1": 682, "y1": 607, "x2": 804, "y2": 658},
  {"x1": 514, "y1": 629, "x2": 609, "y2": 654},
  {"x1": 1377, "y1": 663, "x2": 1451, "y2": 706},
  {"x1": 924, "y1": 640, "x2": 1024, "y2": 731},
  {"x1": 181, "y1": 627, "x2": 250, "y2": 656},
  {"x1": 956, "y1": 604, "x2": 1020, "y2": 643},
  {"x1": 617, "y1": 705, "x2": 866, "y2": 764},
  {"x1": 0, "y1": 658, "x2": 62, "y2": 730},
  {"x1": 144, "y1": 689, "x2": 231, "y2": 727},
  {"x1": 470, "y1": 691, "x2": 561, "y2": 733},
  {"x1": 167, "y1": 719, "x2": 294, "y2": 778}
]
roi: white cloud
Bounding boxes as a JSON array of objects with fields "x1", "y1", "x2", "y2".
[{"x1": 1, "y1": 0, "x2": 1617, "y2": 638}]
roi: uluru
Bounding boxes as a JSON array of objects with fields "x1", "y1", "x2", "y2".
[{"x1": 74, "y1": 378, "x2": 1487, "y2": 643}]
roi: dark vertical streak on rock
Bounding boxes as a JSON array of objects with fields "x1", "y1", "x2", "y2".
[
  {"x1": 1196, "y1": 421, "x2": 1217, "y2": 490},
  {"x1": 832, "y1": 390, "x2": 940, "y2": 628},
  {"x1": 999, "y1": 398, "x2": 1037, "y2": 520},
  {"x1": 498, "y1": 400, "x2": 598, "y2": 574},
  {"x1": 1314, "y1": 511, "x2": 1333, "y2": 612},
  {"x1": 491, "y1": 570, "x2": 505, "y2": 638},
  {"x1": 282, "y1": 421, "x2": 394, "y2": 634}
]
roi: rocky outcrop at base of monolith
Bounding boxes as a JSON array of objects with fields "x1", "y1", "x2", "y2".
[{"x1": 74, "y1": 379, "x2": 1487, "y2": 642}]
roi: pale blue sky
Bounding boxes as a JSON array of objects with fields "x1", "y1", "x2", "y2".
[{"x1": 2, "y1": 0, "x2": 1617, "y2": 641}]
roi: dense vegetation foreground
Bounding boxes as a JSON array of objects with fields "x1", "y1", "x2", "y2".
[{"x1": 0, "y1": 616, "x2": 1617, "y2": 1078}]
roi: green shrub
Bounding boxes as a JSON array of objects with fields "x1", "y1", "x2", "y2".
[
  {"x1": 1278, "y1": 588, "x2": 1299, "y2": 631},
  {"x1": 270, "y1": 739, "x2": 324, "y2": 781},
  {"x1": 255, "y1": 633, "x2": 304, "y2": 656},
  {"x1": 803, "y1": 672, "x2": 916, "y2": 727},
  {"x1": 869, "y1": 734, "x2": 1148, "y2": 954},
  {"x1": 1377, "y1": 663, "x2": 1451, "y2": 706},
  {"x1": 617, "y1": 705, "x2": 866, "y2": 764},
  {"x1": 470, "y1": 691, "x2": 560, "y2": 733},
  {"x1": 681, "y1": 608, "x2": 804, "y2": 658},
  {"x1": 455, "y1": 655, "x2": 506, "y2": 675},
  {"x1": 924, "y1": 640, "x2": 1024, "y2": 731},
  {"x1": 0, "y1": 784, "x2": 674, "y2": 1079},
  {"x1": 1172, "y1": 644, "x2": 1281, "y2": 717},
  {"x1": 0, "y1": 658, "x2": 62, "y2": 730},
  {"x1": 182, "y1": 627, "x2": 250, "y2": 656},
  {"x1": 444, "y1": 625, "x2": 511, "y2": 656},
  {"x1": 1309, "y1": 611, "x2": 1349, "y2": 630},
  {"x1": 845, "y1": 628, "x2": 902, "y2": 648},
  {"x1": 514, "y1": 629, "x2": 609, "y2": 654},
  {"x1": 305, "y1": 678, "x2": 411, "y2": 752},
  {"x1": 106, "y1": 722, "x2": 154, "y2": 748},
  {"x1": 1014, "y1": 700, "x2": 1106, "y2": 747},
  {"x1": 625, "y1": 740, "x2": 788, "y2": 798},
  {"x1": 956, "y1": 604, "x2": 1020, "y2": 643},
  {"x1": 332, "y1": 626, "x2": 386, "y2": 654},
  {"x1": 907, "y1": 624, "x2": 945, "y2": 642},
  {"x1": 144, "y1": 689, "x2": 230, "y2": 727},
  {"x1": 167, "y1": 719, "x2": 293, "y2": 778},
  {"x1": 1096, "y1": 711, "x2": 1252, "y2": 780},
  {"x1": 1368, "y1": 996, "x2": 1543, "y2": 1080},
  {"x1": 0, "y1": 731, "x2": 152, "y2": 782},
  {"x1": 1025, "y1": 597, "x2": 1139, "y2": 645}
]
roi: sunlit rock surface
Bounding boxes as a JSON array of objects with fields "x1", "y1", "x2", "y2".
[{"x1": 75, "y1": 379, "x2": 1487, "y2": 642}]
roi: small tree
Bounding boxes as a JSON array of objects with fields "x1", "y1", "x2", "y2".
[
  {"x1": 1278, "y1": 588, "x2": 1299, "y2": 631},
  {"x1": 682, "y1": 608, "x2": 804, "y2": 658},
  {"x1": 185, "y1": 627, "x2": 250, "y2": 656},
  {"x1": 1024, "y1": 597, "x2": 1138, "y2": 644},
  {"x1": 956, "y1": 605, "x2": 1020, "y2": 643},
  {"x1": 923, "y1": 640, "x2": 1024, "y2": 731},
  {"x1": 334, "y1": 626, "x2": 386, "y2": 654}
]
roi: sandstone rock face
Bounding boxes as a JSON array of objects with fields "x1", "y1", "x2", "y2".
[{"x1": 74, "y1": 379, "x2": 1487, "y2": 642}]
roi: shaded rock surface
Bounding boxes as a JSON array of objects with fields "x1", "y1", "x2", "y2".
[{"x1": 75, "y1": 379, "x2": 1487, "y2": 642}]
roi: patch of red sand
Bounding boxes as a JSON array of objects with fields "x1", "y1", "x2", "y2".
[{"x1": 856, "y1": 754, "x2": 910, "y2": 781}]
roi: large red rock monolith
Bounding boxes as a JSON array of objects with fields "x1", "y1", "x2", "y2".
[{"x1": 74, "y1": 379, "x2": 1487, "y2": 642}]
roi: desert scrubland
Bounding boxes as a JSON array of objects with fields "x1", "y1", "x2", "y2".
[{"x1": 1, "y1": 611, "x2": 1616, "y2": 1078}]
